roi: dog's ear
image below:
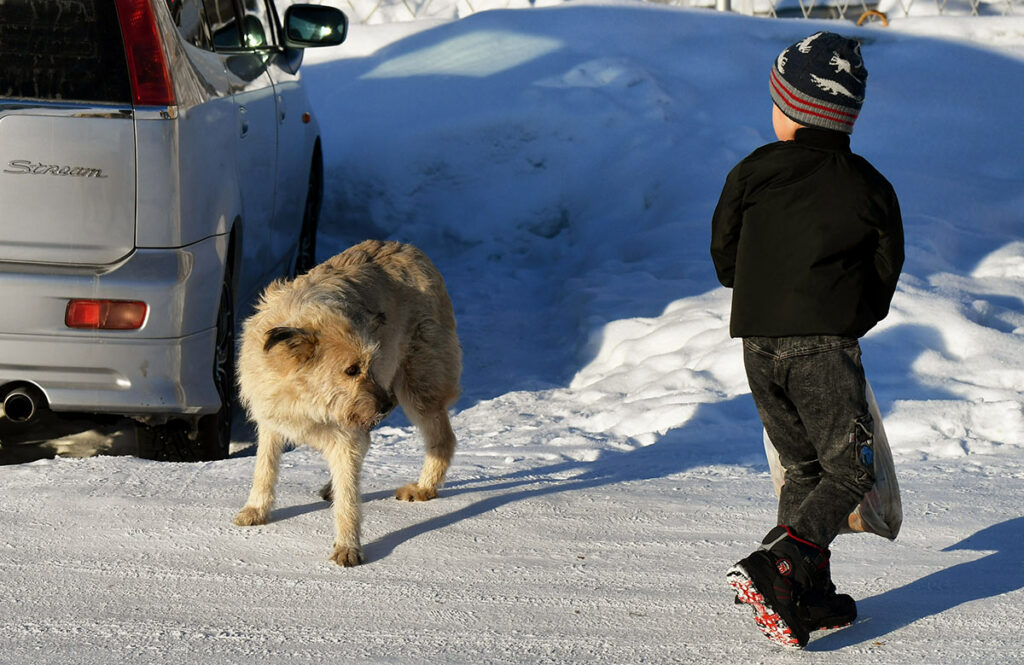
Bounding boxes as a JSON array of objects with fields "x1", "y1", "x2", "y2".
[{"x1": 264, "y1": 326, "x2": 319, "y2": 363}]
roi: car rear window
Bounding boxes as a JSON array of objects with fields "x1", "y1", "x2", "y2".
[{"x1": 0, "y1": 0, "x2": 132, "y2": 104}]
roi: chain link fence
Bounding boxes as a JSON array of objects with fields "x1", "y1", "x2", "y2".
[
  {"x1": 313, "y1": 0, "x2": 1019, "y2": 25},
  {"x1": 686, "y1": 0, "x2": 1020, "y2": 20}
]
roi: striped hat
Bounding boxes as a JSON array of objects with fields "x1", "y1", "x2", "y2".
[{"x1": 769, "y1": 32, "x2": 867, "y2": 134}]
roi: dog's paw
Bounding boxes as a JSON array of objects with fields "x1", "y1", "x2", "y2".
[
  {"x1": 394, "y1": 483, "x2": 439, "y2": 502},
  {"x1": 233, "y1": 506, "x2": 269, "y2": 526},
  {"x1": 330, "y1": 543, "x2": 365, "y2": 567}
]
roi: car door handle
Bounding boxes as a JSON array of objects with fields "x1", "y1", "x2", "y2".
[
  {"x1": 239, "y1": 105, "x2": 249, "y2": 138},
  {"x1": 277, "y1": 94, "x2": 286, "y2": 123}
]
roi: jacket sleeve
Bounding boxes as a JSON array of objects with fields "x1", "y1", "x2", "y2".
[
  {"x1": 870, "y1": 188, "x2": 905, "y2": 320},
  {"x1": 710, "y1": 164, "x2": 745, "y2": 288}
]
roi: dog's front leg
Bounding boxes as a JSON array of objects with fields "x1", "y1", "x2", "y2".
[
  {"x1": 234, "y1": 426, "x2": 286, "y2": 526},
  {"x1": 396, "y1": 407, "x2": 456, "y2": 502},
  {"x1": 322, "y1": 431, "x2": 370, "y2": 567}
]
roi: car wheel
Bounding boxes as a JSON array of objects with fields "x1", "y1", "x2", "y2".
[
  {"x1": 138, "y1": 264, "x2": 234, "y2": 462},
  {"x1": 199, "y1": 264, "x2": 235, "y2": 459},
  {"x1": 292, "y1": 152, "x2": 322, "y2": 277}
]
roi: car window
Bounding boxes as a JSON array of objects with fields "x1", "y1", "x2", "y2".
[
  {"x1": 201, "y1": 0, "x2": 275, "y2": 51},
  {"x1": 167, "y1": 0, "x2": 214, "y2": 51},
  {"x1": 239, "y1": 0, "x2": 275, "y2": 49},
  {"x1": 0, "y1": 0, "x2": 131, "y2": 103},
  {"x1": 203, "y1": 0, "x2": 243, "y2": 50}
]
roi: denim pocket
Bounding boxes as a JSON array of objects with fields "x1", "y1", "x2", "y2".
[{"x1": 851, "y1": 414, "x2": 876, "y2": 486}]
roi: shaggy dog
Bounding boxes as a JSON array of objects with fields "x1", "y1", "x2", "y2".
[{"x1": 233, "y1": 240, "x2": 462, "y2": 566}]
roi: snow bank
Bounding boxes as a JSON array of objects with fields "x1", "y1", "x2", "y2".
[{"x1": 304, "y1": 3, "x2": 1024, "y2": 460}]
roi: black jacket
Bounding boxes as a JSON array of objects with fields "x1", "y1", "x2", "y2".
[{"x1": 710, "y1": 128, "x2": 904, "y2": 338}]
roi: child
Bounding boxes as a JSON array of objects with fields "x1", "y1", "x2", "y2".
[{"x1": 709, "y1": 32, "x2": 904, "y2": 648}]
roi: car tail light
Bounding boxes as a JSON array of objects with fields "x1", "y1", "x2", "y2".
[
  {"x1": 66, "y1": 300, "x2": 148, "y2": 330},
  {"x1": 114, "y1": 0, "x2": 176, "y2": 107}
]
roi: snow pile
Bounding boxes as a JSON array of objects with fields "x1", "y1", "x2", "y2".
[{"x1": 305, "y1": 3, "x2": 1024, "y2": 462}]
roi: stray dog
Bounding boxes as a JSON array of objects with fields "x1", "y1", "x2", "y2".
[{"x1": 233, "y1": 240, "x2": 462, "y2": 566}]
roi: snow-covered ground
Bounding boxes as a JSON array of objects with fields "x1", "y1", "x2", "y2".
[{"x1": 3, "y1": 3, "x2": 1023, "y2": 662}]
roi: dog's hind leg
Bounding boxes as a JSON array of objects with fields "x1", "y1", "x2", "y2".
[
  {"x1": 395, "y1": 406, "x2": 456, "y2": 502},
  {"x1": 321, "y1": 432, "x2": 370, "y2": 567},
  {"x1": 234, "y1": 426, "x2": 286, "y2": 526}
]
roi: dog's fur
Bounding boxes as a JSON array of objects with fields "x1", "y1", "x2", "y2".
[{"x1": 233, "y1": 240, "x2": 461, "y2": 566}]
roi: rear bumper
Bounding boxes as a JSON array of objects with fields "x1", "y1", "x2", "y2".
[
  {"x1": 0, "y1": 235, "x2": 228, "y2": 416},
  {"x1": 0, "y1": 328, "x2": 218, "y2": 415}
]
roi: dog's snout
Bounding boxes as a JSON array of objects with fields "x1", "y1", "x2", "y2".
[
  {"x1": 374, "y1": 386, "x2": 396, "y2": 415},
  {"x1": 363, "y1": 387, "x2": 396, "y2": 430}
]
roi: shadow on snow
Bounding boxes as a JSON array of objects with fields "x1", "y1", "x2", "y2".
[{"x1": 811, "y1": 516, "x2": 1024, "y2": 651}]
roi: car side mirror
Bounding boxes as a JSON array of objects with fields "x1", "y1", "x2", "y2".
[{"x1": 283, "y1": 5, "x2": 348, "y2": 49}]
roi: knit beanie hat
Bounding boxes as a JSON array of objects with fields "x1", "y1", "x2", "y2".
[{"x1": 769, "y1": 32, "x2": 868, "y2": 134}]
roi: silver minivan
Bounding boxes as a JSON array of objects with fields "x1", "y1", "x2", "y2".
[{"x1": 0, "y1": 0, "x2": 347, "y2": 461}]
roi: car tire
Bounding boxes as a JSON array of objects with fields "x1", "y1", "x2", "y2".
[
  {"x1": 137, "y1": 262, "x2": 234, "y2": 462},
  {"x1": 291, "y1": 150, "x2": 322, "y2": 277}
]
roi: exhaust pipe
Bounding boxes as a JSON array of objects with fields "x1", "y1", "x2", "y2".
[{"x1": 2, "y1": 386, "x2": 45, "y2": 423}]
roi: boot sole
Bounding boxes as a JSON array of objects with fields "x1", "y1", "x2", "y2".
[
  {"x1": 727, "y1": 562, "x2": 805, "y2": 648},
  {"x1": 734, "y1": 593, "x2": 852, "y2": 631},
  {"x1": 742, "y1": 590, "x2": 855, "y2": 632}
]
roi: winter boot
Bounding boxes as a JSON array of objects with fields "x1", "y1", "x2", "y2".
[
  {"x1": 726, "y1": 525, "x2": 828, "y2": 648},
  {"x1": 796, "y1": 556, "x2": 857, "y2": 631}
]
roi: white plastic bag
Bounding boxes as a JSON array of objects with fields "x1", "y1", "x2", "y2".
[{"x1": 763, "y1": 381, "x2": 902, "y2": 540}]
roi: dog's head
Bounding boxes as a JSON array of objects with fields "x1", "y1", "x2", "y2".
[{"x1": 245, "y1": 320, "x2": 396, "y2": 432}]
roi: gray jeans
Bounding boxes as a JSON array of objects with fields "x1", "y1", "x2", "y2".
[{"x1": 743, "y1": 335, "x2": 876, "y2": 548}]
